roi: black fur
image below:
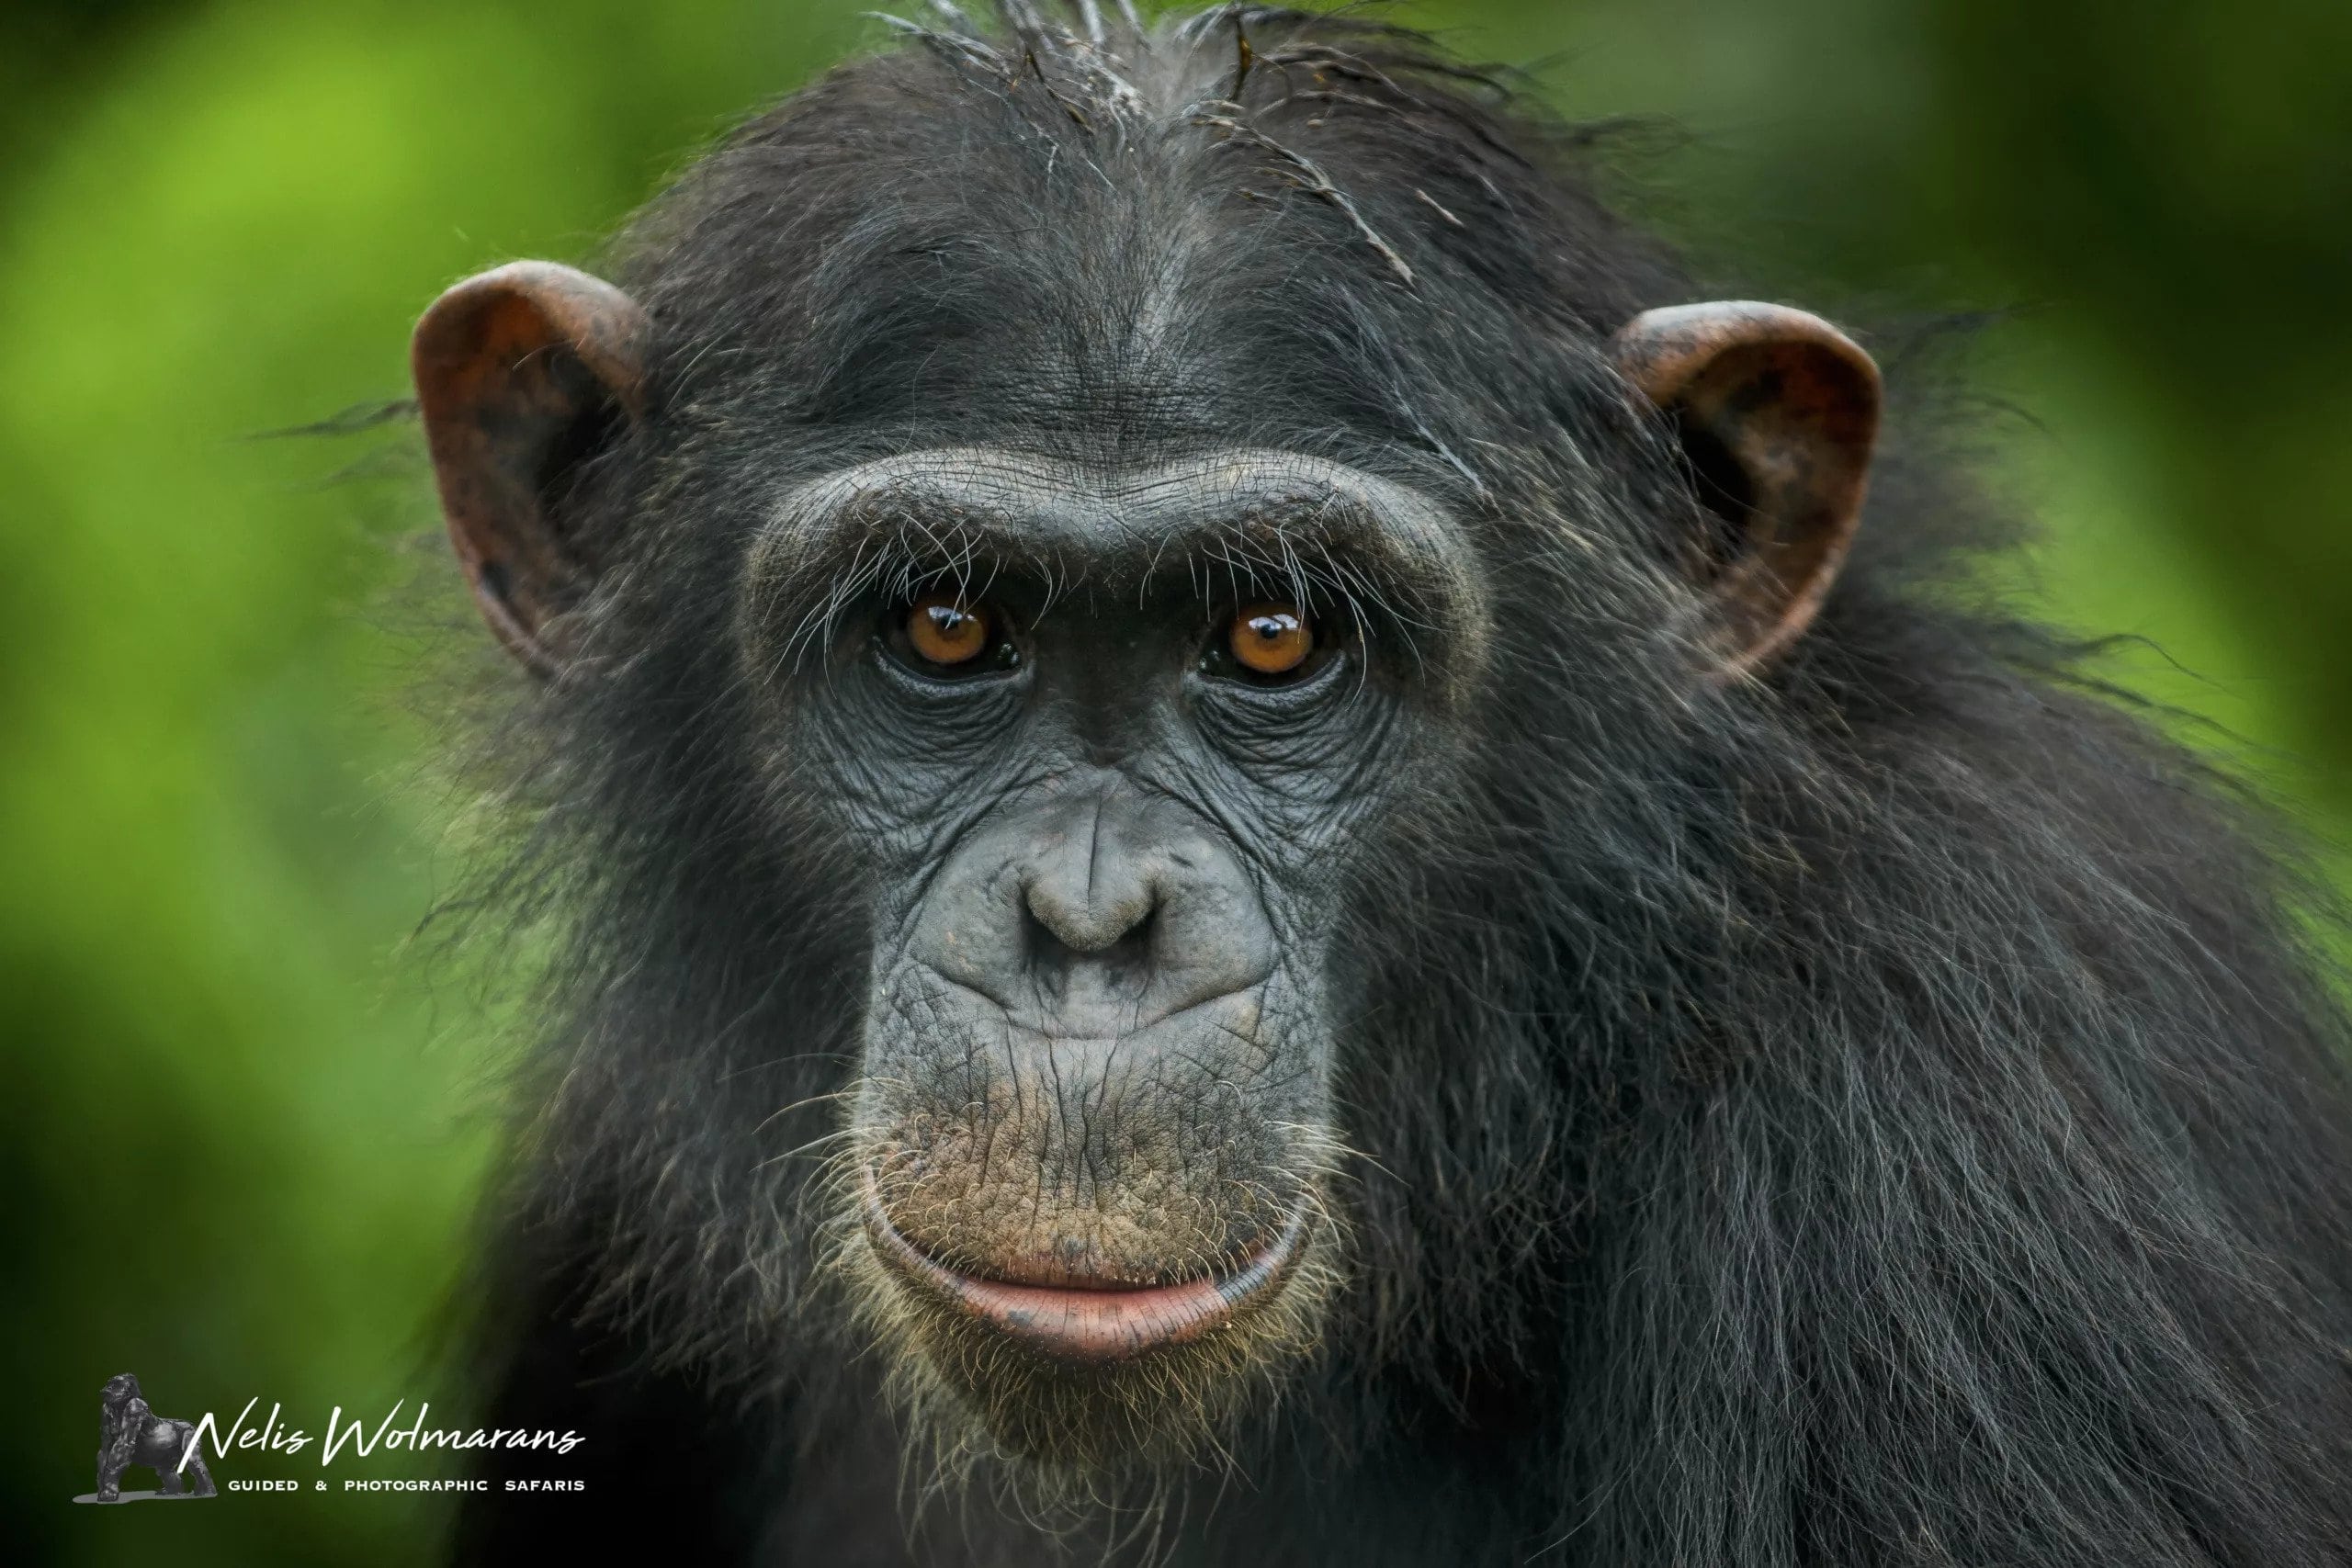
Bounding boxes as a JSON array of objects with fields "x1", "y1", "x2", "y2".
[{"x1": 442, "y1": 6, "x2": 2352, "y2": 1562}]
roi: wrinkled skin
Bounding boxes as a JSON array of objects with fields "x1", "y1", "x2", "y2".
[{"x1": 731, "y1": 448, "x2": 1480, "y2": 1445}]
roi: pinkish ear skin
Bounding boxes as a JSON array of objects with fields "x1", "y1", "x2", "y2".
[
  {"x1": 411, "y1": 261, "x2": 650, "y2": 676},
  {"x1": 1612, "y1": 301, "x2": 1882, "y2": 679}
]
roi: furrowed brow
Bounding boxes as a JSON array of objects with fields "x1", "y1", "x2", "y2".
[{"x1": 740, "y1": 447, "x2": 1490, "y2": 674}]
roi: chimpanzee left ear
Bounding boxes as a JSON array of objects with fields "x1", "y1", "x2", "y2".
[
  {"x1": 1612, "y1": 301, "x2": 1881, "y2": 678},
  {"x1": 412, "y1": 261, "x2": 650, "y2": 678}
]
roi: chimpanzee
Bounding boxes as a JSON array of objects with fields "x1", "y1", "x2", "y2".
[{"x1": 407, "y1": 5, "x2": 2352, "y2": 1563}]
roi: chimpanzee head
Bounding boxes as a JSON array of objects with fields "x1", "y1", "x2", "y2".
[{"x1": 408, "y1": 6, "x2": 1877, "y2": 1477}]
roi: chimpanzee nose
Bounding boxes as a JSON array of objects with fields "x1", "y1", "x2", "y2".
[
  {"x1": 1021, "y1": 808, "x2": 1158, "y2": 958},
  {"x1": 901, "y1": 784, "x2": 1273, "y2": 1038}
]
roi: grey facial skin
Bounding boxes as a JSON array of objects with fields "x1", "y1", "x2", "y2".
[
  {"x1": 864, "y1": 779, "x2": 1310, "y2": 1284},
  {"x1": 734, "y1": 447, "x2": 1486, "y2": 1315}
]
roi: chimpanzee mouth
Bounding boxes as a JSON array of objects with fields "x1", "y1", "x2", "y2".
[{"x1": 859, "y1": 1174, "x2": 1307, "y2": 1365}]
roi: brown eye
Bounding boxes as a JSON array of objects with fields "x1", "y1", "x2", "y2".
[
  {"x1": 1228, "y1": 602, "x2": 1313, "y2": 676},
  {"x1": 906, "y1": 593, "x2": 990, "y2": 667}
]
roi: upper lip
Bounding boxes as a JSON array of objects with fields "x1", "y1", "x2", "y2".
[
  {"x1": 917, "y1": 962, "x2": 1275, "y2": 1045},
  {"x1": 859, "y1": 1173, "x2": 1306, "y2": 1365}
]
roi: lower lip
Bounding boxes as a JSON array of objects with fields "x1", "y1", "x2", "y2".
[{"x1": 861, "y1": 1180, "x2": 1305, "y2": 1364}]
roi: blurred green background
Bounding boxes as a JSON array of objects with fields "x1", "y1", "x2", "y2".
[{"x1": 5, "y1": 0, "x2": 2348, "y2": 1561}]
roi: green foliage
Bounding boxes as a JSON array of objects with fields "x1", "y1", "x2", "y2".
[{"x1": 5, "y1": 2, "x2": 2345, "y2": 1561}]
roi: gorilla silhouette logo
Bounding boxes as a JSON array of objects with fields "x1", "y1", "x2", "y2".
[{"x1": 90, "y1": 1373, "x2": 215, "y2": 1503}]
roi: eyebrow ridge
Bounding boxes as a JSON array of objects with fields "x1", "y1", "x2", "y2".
[{"x1": 749, "y1": 447, "x2": 1485, "y2": 620}]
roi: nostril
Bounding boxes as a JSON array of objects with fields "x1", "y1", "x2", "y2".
[
  {"x1": 1024, "y1": 897, "x2": 1151, "y2": 957},
  {"x1": 1022, "y1": 873, "x2": 1155, "y2": 953},
  {"x1": 1022, "y1": 893, "x2": 1157, "y2": 998},
  {"x1": 1099, "y1": 906, "x2": 1154, "y2": 976}
]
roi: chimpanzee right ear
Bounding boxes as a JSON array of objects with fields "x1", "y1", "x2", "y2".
[
  {"x1": 412, "y1": 261, "x2": 649, "y2": 677},
  {"x1": 1612, "y1": 301, "x2": 1881, "y2": 680}
]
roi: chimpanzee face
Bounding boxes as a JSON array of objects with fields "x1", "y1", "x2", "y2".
[
  {"x1": 729, "y1": 447, "x2": 1487, "y2": 1455},
  {"x1": 411, "y1": 141, "x2": 1872, "y2": 1474}
]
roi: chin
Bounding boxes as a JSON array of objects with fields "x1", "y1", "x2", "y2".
[{"x1": 846, "y1": 1170, "x2": 1341, "y2": 1480}]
